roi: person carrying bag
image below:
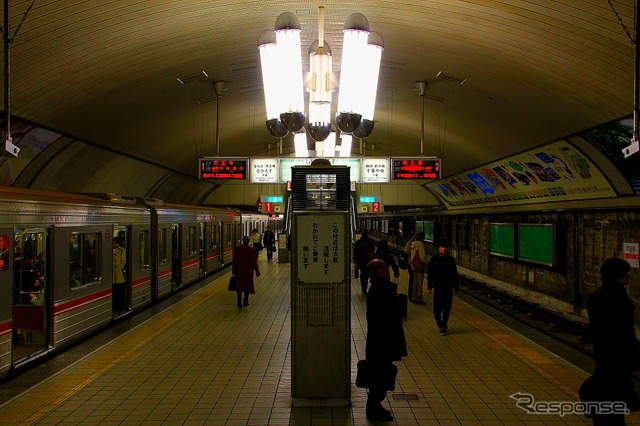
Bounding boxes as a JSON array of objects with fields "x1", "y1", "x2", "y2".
[{"x1": 409, "y1": 232, "x2": 428, "y2": 304}]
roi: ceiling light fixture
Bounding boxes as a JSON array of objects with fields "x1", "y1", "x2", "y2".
[{"x1": 258, "y1": 7, "x2": 383, "y2": 157}]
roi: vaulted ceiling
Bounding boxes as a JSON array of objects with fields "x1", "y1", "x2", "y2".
[{"x1": 3, "y1": 0, "x2": 635, "y2": 179}]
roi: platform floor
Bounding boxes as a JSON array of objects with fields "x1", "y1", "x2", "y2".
[{"x1": 0, "y1": 251, "x2": 636, "y2": 425}]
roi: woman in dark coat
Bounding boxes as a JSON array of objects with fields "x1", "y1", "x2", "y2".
[
  {"x1": 365, "y1": 258, "x2": 407, "y2": 421},
  {"x1": 232, "y1": 236, "x2": 260, "y2": 309}
]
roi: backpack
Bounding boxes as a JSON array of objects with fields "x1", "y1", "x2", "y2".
[
  {"x1": 411, "y1": 251, "x2": 425, "y2": 272},
  {"x1": 398, "y1": 252, "x2": 408, "y2": 270}
]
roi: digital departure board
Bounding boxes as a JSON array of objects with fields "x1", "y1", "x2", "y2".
[
  {"x1": 199, "y1": 158, "x2": 248, "y2": 179},
  {"x1": 392, "y1": 158, "x2": 441, "y2": 180}
]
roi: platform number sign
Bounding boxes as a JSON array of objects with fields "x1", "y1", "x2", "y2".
[
  {"x1": 372, "y1": 202, "x2": 381, "y2": 212},
  {"x1": 264, "y1": 202, "x2": 273, "y2": 213}
]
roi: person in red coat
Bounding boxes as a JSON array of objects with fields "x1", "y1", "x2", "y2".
[{"x1": 232, "y1": 236, "x2": 261, "y2": 309}]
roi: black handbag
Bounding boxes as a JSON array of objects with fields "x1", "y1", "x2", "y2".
[
  {"x1": 355, "y1": 359, "x2": 398, "y2": 391},
  {"x1": 227, "y1": 275, "x2": 236, "y2": 291}
]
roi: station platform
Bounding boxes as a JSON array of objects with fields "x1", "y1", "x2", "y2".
[{"x1": 0, "y1": 251, "x2": 635, "y2": 425}]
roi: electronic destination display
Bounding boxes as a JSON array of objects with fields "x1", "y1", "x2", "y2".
[
  {"x1": 199, "y1": 158, "x2": 248, "y2": 179},
  {"x1": 392, "y1": 158, "x2": 441, "y2": 180}
]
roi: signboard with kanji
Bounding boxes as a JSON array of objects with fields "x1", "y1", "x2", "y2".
[
  {"x1": 296, "y1": 214, "x2": 346, "y2": 283},
  {"x1": 250, "y1": 158, "x2": 279, "y2": 183},
  {"x1": 199, "y1": 158, "x2": 248, "y2": 179},
  {"x1": 392, "y1": 158, "x2": 441, "y2": 180}
]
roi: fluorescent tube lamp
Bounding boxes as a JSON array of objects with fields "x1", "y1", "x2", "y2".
[
  {"x1": 294, "y1": 132, "x2": 308, "y2": 157},
  {"x1": 340, "y1": 133, "x2": 352, "y2": 157}
]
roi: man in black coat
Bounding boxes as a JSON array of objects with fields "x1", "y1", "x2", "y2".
[
  {"x1": 263, "y1": 226, "x2": 276, "y2": 261},
  {"x1": 365, "y1": 258, "x2": 407, "y2": 421},
  {"x1": 427, "y1": 241, "x2": 459, "y2": 336},
  {"x1": 586, "y1": 257, "x2": 640, "y2": 425},
  {"x1": 353, "y1": 229, "x2": 374, "y2": 294}
]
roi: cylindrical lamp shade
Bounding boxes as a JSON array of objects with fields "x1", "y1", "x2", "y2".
[
  {"x1": 258, "y1": 39, "x2": 283, "y2": 120},
  {"x1": 336, "y1": 29, "x2": 369, "y2": 116},
  {"x1": 309, "y1": 47, "x2": 332, "y2": 104},
  {"x1": 339, "y1": 133, "x2": 352, "y2": 157},
  {"x1": 275, "y1": 28, "x2": 305, "y2": 117},
  {"x1": 359, "y1": 42, "x2": 383, "y2": 120}
]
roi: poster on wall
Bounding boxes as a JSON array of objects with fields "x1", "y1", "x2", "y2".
[{"x1": 425, "y1": 140, "x2": 617, "y2": 209}]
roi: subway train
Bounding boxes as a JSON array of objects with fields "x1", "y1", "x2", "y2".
[
  {"x1": 0, "y1": 187, "x2": 273, "y2": 379},
  {"x1": 358, "y1": 205, "x2": 640, "y2": 325}
]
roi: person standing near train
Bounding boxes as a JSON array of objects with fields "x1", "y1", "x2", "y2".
[
  {"x1": 232, "y1": 236, "x2": 260, "y2": 309},
  {"x1": 426, "y1": 241, "x2": 459, "y2": 336},
  {"x1": 409, "y1": 232, "x2": 428, "y2": 304},
  {"x1": 251, "y1": 229, "x2": 262, "y2": 258},
  {"x1": 112, "y1": 237, "x2": 127, "y2": 313}
]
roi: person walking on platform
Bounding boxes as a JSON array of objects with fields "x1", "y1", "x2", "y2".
[
  {"x1": 372, "y1": 240, "x2": 400, "y2": 281},
  {"x1": 584, "y1": 257, "x2": 640, "y2": 425},
  {"x1": 365, "y1": 258, "x2": 407, "y2": 421},
  {"x1": 263, "y1": 226, "x2": 276, "y2": 261},
  {"x1": 404, "y1": 236, "x2": 415, "y2": 301},
  {"x1": 251, "y1": 229, "x2": 262, "y2": 258},
  {"x1": 409, "y1": 232, "x2": 428, "y2": 304},
  {"x1": 353, "y1": 229, "x2": 375, "y2": 294},
  {"x1": 427, "y1": 241, "x2": 458, "y2": 336},
  {"x1": 232, "y1": 236, "x2": 260, "y2": 309}
]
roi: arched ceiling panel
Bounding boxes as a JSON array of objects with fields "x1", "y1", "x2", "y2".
[{"x1": 0, "y1": 0, "x2": 634, "y2": 182}]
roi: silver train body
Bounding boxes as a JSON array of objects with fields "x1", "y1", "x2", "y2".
[{"x1": 0, "y1": 188, "x2": 262, "y2": 379}]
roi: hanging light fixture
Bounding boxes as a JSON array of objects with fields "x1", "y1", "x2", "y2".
[
  {"x1": 307, "y1": 6, "x2": 332, "y2": 143},
  {"x1": 258, "y1": 8, "x2": 383, "y2": 156}
]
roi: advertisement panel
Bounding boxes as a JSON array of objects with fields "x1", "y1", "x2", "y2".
[{"x1": 426, "y1": 140, "x2": 617, "y2": 208}]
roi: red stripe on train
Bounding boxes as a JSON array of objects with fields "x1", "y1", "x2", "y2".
[
  {"x1": 132, "y1": 277, "x2": 151, "y2": 288},
  {"x1": 0, "y1": 321, "x2": 12, "y2": 336},
  {"x1": 54, "y1": 289, "x2": 112, "y2": 316},
  {"x1": 206, "y1": 253, "x2": 220, "y2": 260},
  {"x1": 182, "y1": 259, "x2": 200, "y2": 268},
  {"x1": 157, "y1": 269, "x2": 171, "y2": 278}
]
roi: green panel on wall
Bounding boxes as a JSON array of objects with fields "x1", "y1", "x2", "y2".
[
  {"x1": 424, "y1": 221, "x2": 434, "y2": 242},
  {"x1": 518, "y1": 224, "x2": 554, "y2": 266},
  {"x1": 490, "y1": 223, "x2": 515, "y2": 258}
]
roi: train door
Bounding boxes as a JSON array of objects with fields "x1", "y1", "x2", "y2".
[
  {"x1": 171, "y1": 224, "x2": 182, "y2": 288},
  {"x1": 199, "y1": 222, "x2": 205, "y2": 276},
  {"x1": 112, "y1": 226, "x2": 130, "y2": 317},
  {"x1": 12, "y1": 228, "x2": 49, "y2": 363}
]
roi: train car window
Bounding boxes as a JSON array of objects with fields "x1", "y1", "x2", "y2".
[
  {"x1": 225, "y1": 224, "x2": 232, "y2": 246},
  {"x1": 186, "y1": 226, "x2": 196, "y2": 255},
  {"x1": 69, "y1": 233, "x2": 100, "y2": 287},
  {"x1": 215, "y1": 224, "x2": 220, "y2": 249},
  {"x1": 139, "y1": 230, "x2": 150, "y2": 269},
  {"x1": 0, "y1": 235, "x2": 9, "y2": 270},
  {"x1": 159, "y1": 228, "x2": 167, "y2": 263}
]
